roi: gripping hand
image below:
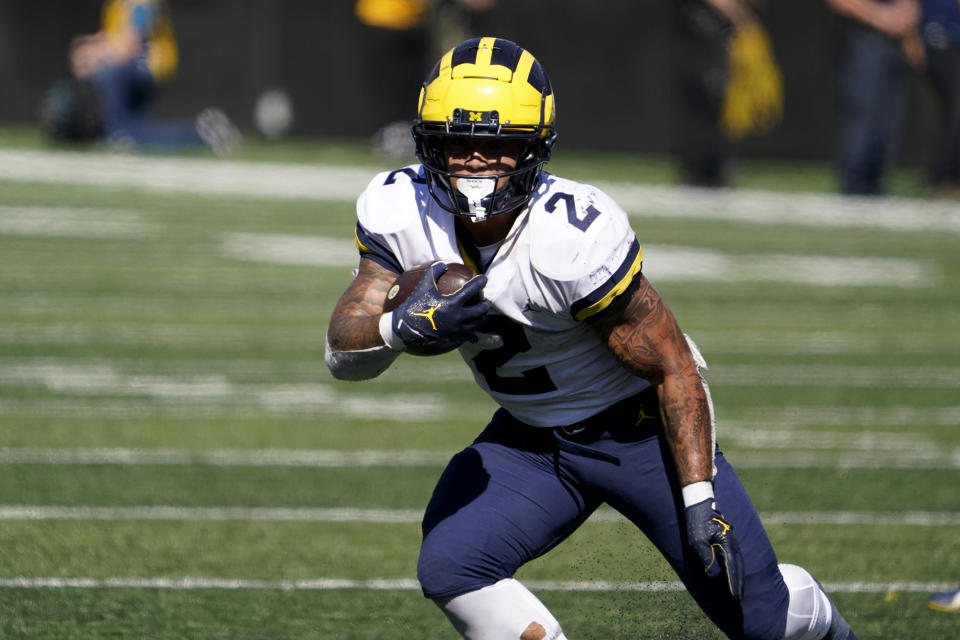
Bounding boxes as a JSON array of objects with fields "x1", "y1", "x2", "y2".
[
  {"x1": 386, "y1": 262, "x2": 489, "y2": 352},
  {"x1": 685, "y1": 499, "x2": 744, "y2": 600}
]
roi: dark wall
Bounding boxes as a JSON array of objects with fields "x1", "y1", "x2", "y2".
[{"x1": 0, "y1": 1, "x2": 938, "y2": 163}]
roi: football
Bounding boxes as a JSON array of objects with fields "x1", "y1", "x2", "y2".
[
  {"x1": 382, "y1": 262, "x2": 477, "y2": 313},
  {"x1": 382, "y1": 262, "x2": 478, "y2": 356}
]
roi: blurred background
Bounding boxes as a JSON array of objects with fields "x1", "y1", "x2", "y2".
[{"x1": 0, "y1": 0, "x2": 943, "y2": 170}]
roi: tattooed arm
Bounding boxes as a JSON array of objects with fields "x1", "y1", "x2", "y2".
[
  {"x1": 591, "y1": 273, "x2": 714, "y2": 487},
  {"x1": 594, "y1": 273, "x2": 744, "y2": 598},
  {"x1": 325, "y1": 258, "x2": 402, "y2": 380}
]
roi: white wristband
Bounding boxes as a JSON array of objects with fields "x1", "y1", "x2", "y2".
[
  {"x1": 681, "y1": 481, "x2": 715, "y2": 508},
  {"x1": 378, "y1": 311, "x2": 406, "y2": 351}
]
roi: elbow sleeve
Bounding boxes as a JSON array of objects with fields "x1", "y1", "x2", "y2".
[{"x1": 324, "y1": 337, "x2": 402, "y2": 381}]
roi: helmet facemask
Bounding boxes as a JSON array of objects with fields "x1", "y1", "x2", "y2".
[{"x1": 413, "y1": 110, "x2": 556, "y2": 221}]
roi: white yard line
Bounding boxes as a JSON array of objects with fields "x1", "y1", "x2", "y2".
[
  {"x1": 1, "y1": 441, "x2": 958, "y2": 470},
  {"x1": 2, "y1": 505, "x2": 959, "y2": 526},
  {"x1": 0, "y1": 447, "x2": 453, "y2": 467},
  {"x1": 217, "y1": 233, "x2": 933, "y2": 287},
  {"x1": 1, "y1": 208, "x2": 932, "y2": 286},
  {"x1": 594, "y1": 180, "x2": 960, "y2": 234},
  {"x1": 0, "y1": 205, "x2": 153, "y2": 238},
  {"x1": 708, "y1": 364, "x2": 960, "y2": 388},
  {"x1": 0, "y1": 360, "x2": 454, "y2": 419},
  {"x1": 2, "y1": 148, "x2": 959, "y2": 234},
  {"x1": 0, "y1": 149, "x2": 372, "y2": 202},
  {"x1": 3, "y1": 324, "x2": 957, "y2": 357},
  {"x1": 0, "y1": 575, "x2": 951, "y2": 594},
  {"x1": 3, "y1": 359, "x2": 959, "y2": 399}
]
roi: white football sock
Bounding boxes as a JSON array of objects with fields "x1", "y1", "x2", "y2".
[{"x1": 436, "y1": 578, "x2": 568, "y2": 640}]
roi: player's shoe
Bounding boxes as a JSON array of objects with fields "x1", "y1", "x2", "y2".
[{"x1": 927, "y1": 588, "x2": 960, "y2": 612}]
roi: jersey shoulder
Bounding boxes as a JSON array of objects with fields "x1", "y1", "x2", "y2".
[
  {"x1": 356, "y1": 164, "x2": 429, "y2": 235},
  {"x1": 527, "y1": 173, "x2": 636, "y2": 282}
]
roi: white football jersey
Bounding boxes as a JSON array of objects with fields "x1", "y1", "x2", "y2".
[{"x1": 355, "y1": 165, "x2": 650, "y2": 427}]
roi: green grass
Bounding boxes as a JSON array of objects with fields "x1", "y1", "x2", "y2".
[
  {"x1": 4, "y1": 589, "x2": 954, "y2": 640},
  {"x1": 1, "y1": 128, "x2": 958, "y2": 638}
]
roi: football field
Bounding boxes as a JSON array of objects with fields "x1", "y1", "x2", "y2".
[{"x1": 0, "y1": 138, "x2": 958, "y2": 638}]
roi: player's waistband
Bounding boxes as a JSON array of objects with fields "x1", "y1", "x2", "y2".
[
  {"x1": 555, "y1": 386, "x2": 660, "y2": 438},
  {"x1": 489, "y1": 387, "x2": 663, "y2": 465}
]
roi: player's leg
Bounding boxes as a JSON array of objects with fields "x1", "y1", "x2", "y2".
[
  {"x1": 578, "y1": 430, "x2": 789, "y2": 639},
  {"x1": 565, "y1": 400, "x2": 856, "y2": 640},
  {"x1": 646, "y1": 452, "x2": 856, "y2": 639},
  {"x1": 417, "y1": 410, "x2": 596, "y2": 639},
  {"x1": 709, "y1": 455, "x2": 858, "y2": 640},
  {"x1": 779, "y1": 563, "x2": 857, "y2": 640},
  {"x1": 437, "y1": 579, "x2": 567, "y2": 640}
]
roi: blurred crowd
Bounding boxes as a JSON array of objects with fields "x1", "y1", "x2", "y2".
[
  {"x1": 353, "y1": 0, "x2": 959, "y2": 197},
  {"x1": 40, "y1": 0, "x2": 240, "y2": 155},
  {"x1": 35, "y1": 0, "x2": 960, "y2": 197},
  {"x1": 828, "y1": 0, "x2": 960, "y2": 197}
]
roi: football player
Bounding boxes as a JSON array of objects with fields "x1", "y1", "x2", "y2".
[{"x1": 326, "y1": 37, "x2": 858, "y2": 640}]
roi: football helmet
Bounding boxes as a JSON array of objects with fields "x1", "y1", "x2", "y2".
[{"x1": 412, "y1": 37, "x2": 557, "y2": 221}]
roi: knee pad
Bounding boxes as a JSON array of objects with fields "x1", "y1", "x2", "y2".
[
  {"x1": 435, "y1": 578, "x2": 567, "y2": 640},
  {"x1": 779, "y1": 564, "x2": 832, "y2": 640}
]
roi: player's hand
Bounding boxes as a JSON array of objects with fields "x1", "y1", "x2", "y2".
[
  {"x1": 685, "y1": 499, "x2": 744, "y2": 600},
  {"x1": 390, "y1": 261, "x2": 489, "y2": 349}
]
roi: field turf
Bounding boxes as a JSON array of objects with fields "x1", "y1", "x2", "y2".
[{"x1": 0, "y1": 129, "x2": 958, "y2": 638}]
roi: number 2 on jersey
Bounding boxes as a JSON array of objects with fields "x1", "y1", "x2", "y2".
[
  {"x1": 472, "y1": 316, "x2": 557, "y2": 395},
  {"x1": 545, "y1": 192, "x2": 600, "y2": 232}
]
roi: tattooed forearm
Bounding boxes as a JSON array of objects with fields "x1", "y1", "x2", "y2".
[
  {"x1": 659, "y1": 371, "x2": 714, "y2": 485},
  {"x1": 327, "y1": 259, "x2": 397, "y2": 351},
  {"x1": 594, "y1": 274, "x2": 714, "y2": 485}
]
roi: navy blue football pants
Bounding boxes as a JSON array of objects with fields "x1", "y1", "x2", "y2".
[{"x1": 418, "y1": 388, "x2": 790, "y2": 640}]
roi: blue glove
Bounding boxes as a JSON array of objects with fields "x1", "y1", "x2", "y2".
[
  {"x1": 389, "y1": 262, "x2": 489, "y2": 351},
  {"x1": 685, "y1": 499, "x2": 744, "y2": 600}
]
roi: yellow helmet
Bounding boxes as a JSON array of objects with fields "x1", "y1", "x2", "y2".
[{"x1": 413, "y1": 37, "x2": 557, "y2": 220}]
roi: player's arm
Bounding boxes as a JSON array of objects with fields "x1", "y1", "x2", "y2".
[
  {"x1": 328, "y1": 257, "x2": 396, "y2": 351},
  {"x1": 325, "y1": 257, "x2": 401, "y2": 380},
  {"x1": 325, "y1": 256, "x2": 489, "y2": 379},
  {"x1": 591, "y1": 273, "x2": 713, "y2": 486},
  {"x1": 592, "y1": 273, "x2": 744, "y2": 599}
]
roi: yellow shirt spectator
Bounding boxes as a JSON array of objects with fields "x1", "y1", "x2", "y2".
[{"x1": 355, "y1": 0, "x2": 430, "y2": 30}]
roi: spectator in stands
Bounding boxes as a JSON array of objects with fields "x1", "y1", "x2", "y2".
[
  {"x1": 918, "y1": 0, "x2": 960, "y2": 195},
  {"x1": 826, "y1": 0, "x2": 921, "y2": 195},
  {"x1": 69, "y1": 0, "x2": 240, "y2": 153},
  {"x1": 672, "y1": 0, "x2": 782, "y2": 187},
  {"x1": 355, "y1": 0, "x2": 496, "y2": 158}
]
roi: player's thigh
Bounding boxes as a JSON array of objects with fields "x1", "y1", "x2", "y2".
[{"x1": 418, "y1": 441, "x2": 591, "y2": 599}]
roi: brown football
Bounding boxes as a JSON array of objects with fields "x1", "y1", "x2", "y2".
[
  {"x1": 382, "y1": 262, "x2": 478, "y2": 356},
  {"x1": 382, "y1": 262, "x2": 477, "y2": 313}
]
